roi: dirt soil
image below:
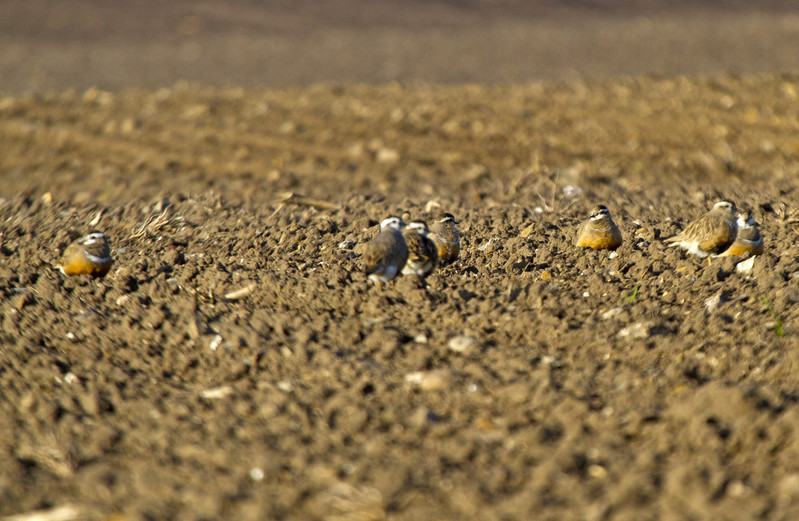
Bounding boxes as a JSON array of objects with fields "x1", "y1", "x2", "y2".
[
  {"x1": 3, "y1": 0, "x2": 799, "y2": 92},
  {"x1": 2, "y1": 74, "x2": 799, "y2": 520}
]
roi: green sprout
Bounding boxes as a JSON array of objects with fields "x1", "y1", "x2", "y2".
[
  {"x1": 760, "y1": 296, "x2": 784, "y2": 338},
  {"x1": 624, "y1": 281, "x2": 640, "y2": 305}
]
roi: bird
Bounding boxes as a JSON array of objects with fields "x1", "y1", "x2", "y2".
[
  {"x1": 363, "y1": 217, "x2": 408, "y2": 290},
  {"x1": 57, "y1": 231, "x2": 113, "y2": 277},
  {"x1": 428, "y1": 212, "x2": 460, "y2": 265},
  {"x1": 664, "y1": 200, "x2": 738, "y2": 257},
  {"x1": 718, "y1": 210, "x2": 763, "y2": 257},
  {"x1": 575, "y1": 205, "x2": 623, "y2": 250},
  {"x1": 402, "y1": 219, "x2": 438, "y2": 277}
]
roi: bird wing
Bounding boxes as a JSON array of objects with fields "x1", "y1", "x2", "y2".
[
  {"x1": 403, "y1": 232, "x2": 423, "y2": 263},
  {"x1": 363, "y1": 233, "x2": 390, "y2": 275},
  {"x1": 699, "y1": 217, "x2": 736, "y2": 253},
  {"x1": 422, "y1": 236, "x2": 439, "y2": 265}
]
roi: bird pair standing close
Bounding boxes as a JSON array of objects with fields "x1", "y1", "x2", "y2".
[
  {"x1": 576, "y1": 201, "x2": 763, "y2": 257},
  {"x1": 363, "y1": 213, "x2": 460, "y2": 290}
]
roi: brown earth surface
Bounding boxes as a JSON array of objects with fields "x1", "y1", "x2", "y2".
[
  {"x1": 2, "y1": 74, "x2": 799, "y2": 520},
  {"x1": 2, "y1": 0, "x2": 799, "y2": 92}
]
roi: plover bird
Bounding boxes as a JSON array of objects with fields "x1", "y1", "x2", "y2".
[
  {"x1": 429, "y1": 212, "x2": 460, "y2": 265},
  {"x1": 402, "y1": 219, "x2": 438, "y2": 277},
  {"x1": 718, "y1": 210, "x2": 763, "y2": 257},
  {"x1": 665, "y1": 200, "x2": 737, "y2": 257},
  {"x1": 58, "y1": 231, "x2": 113, "y2": 278},
  {"x1": 575, "y1": 205, "x2": 623, "y2": 250},
  {"x1": 363, "y1": 217, "x2": 408, "y2": 290}
]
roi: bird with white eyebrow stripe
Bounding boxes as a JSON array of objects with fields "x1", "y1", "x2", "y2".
[
  {"x1": 58, "y1": 232, "x2": 114, "y2": 278},
  {"x1": 665, "y1": 200, "x2": 738, "y2": 258},
  {"x1": 363, "y1": 217, "x2": 408, "y2": 290}
]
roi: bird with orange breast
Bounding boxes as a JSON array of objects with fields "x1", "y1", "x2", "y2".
[
  {"x1": 57, "y1": 232, "x2": 114, "y2": 278},
  {"x1": 718, "y1": 210, "x2": 763, "y2": 257},
  {"x1": 575, "y1": 205, "x2": 623, "y2": 250},
  {"x1": 664, "y1": 200, "x2": 737, "y2": 258},
  {"x1": 428, "y1": 212, "x2": 460, "y2": 265}
]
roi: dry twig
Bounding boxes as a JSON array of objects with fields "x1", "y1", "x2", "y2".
[
  {"x1": 224, "y1": 283, "x2": 256, "y2": 301},
  {"x1": 130, "y1": 209, "x2": 171, "y2": 239}
]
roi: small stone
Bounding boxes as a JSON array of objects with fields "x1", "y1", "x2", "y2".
[
  {"x1": 376, "y1": 147, "x2": 399, "y2": 164},
  {"x1": 15, "y1": 292, "x2": 34, "y2": 310},
  {"x1": 588, "y1": 464, "x2": 607, "y2": 479},
  {"x1": 276, "y1": 380, "x2": 294, "y2": 392},
  {"x1": 405, "y1": 369, "x2": 452, "y2": 391},
  {"x1": 448, "y1": 335, "x2": 479, "y2": 354},
  {"x1": 249, "y1": 467, "x2": 265, "y2": 482},
  {"x1": 617, "y1": 322, "x2": 649, "y2": 339},
  {"x1": 736, "y1": 256, "x2": 755, "y2": 273},
  {"x1": 199, "y1": 386, "x2": 233, "y2": 399},
  {"x1": 601, "y1": 307, "x2": 623, "y2": 320},
  {"x1": 705, "y1": 292, "x2": 724, "y2": 313},
  {"x1": 726, "y1": 480, "x2": 749, "y2": 498},
  {"x1": 408, "y1": 405, "x2": 440, "y2": 429},
  {"x1": 519, "y1": 223, "x2": 536, "y2": 238},
  {"x1": 778, "y1": 474, "x2": 799, "y2": 502},
  {"x1": 477, "y1": 238, "x2": 500, "y2": 251}
]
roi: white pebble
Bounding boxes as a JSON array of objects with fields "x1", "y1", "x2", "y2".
[
  {"x1": 588, "y1": 464, "x2": 607, "y2": 479},
  {"x1": 617, "y1": 322, "x2": 649, "y2": 339},
  {"x1": 376, "y1": 147, "x2": 399, "y2": 164},
  {"x1": 736, "y1": 257, "x2": 755, "y2": 273},
  {"x1": 448, "y1": 335, "x2": 479, "y2": 354},
  {"x1": 276, "y1": 380, "x2": 294, "y2": 392},
  {"x1": 477, "y1": 238, "x2": 500, "y2": 251},
  {"x1": 705, "y1": 293, "x2": 724, "y2": 312},
  {"x1": 404, "y1": 370, "x2": 452, "y2": 391},
  {"x1": 199, "y1": 386, "x2": 233, "y2": 399},
  {"x1": 249, "y1": 467, "x2": 265, "y2": 481},
  {"x1": 601, "y1": 307, "x2": 623, "y2": 320}
]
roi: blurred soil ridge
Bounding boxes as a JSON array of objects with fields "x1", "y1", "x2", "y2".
[{"x1": 0, "y1": 0, "x2": 799, "y2": 92}]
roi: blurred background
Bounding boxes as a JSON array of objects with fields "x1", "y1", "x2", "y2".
[{"x1": 1, "y1": 0, "x2": 798, "y2": 93}]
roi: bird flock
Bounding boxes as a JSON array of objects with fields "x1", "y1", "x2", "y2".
[
  {"x1": 362, "y1": 200, "x2": 763, "y2": 290},
  {"x1": 363, "y1": 212, "x2": 461, "y2": 290},
  {"x1": 56, "y1": 201, "x2": 762, "y2": 289}
]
